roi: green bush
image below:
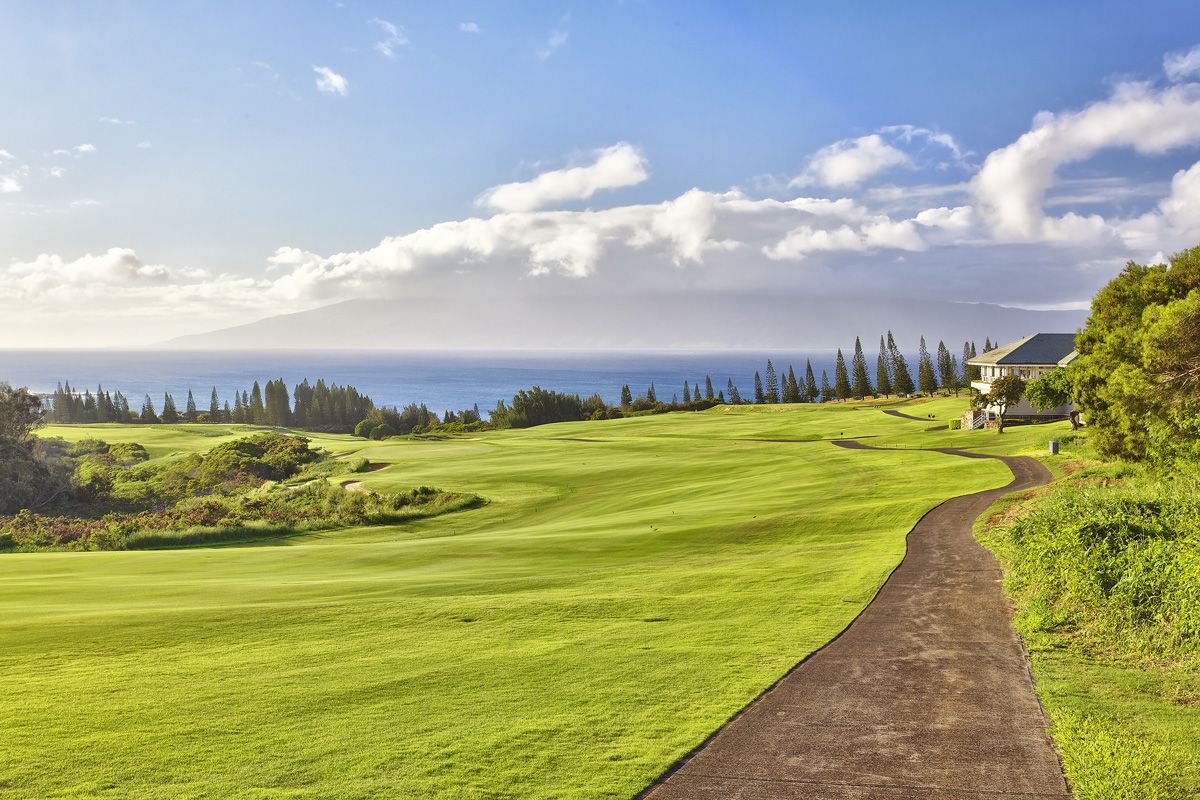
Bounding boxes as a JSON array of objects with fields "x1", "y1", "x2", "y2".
[
  {"x1": 1003, "y1": 474, "x2": 1200, "y2": 658},
  {"x1": 368, "y1": 423, "x2": 396, "y2": 440},
  {"x1": 353, "y1": 419, "x2": 379, "y2": 438},
  {"x1": 947, "y1": 419, "x2": 962, "y2": 430}
]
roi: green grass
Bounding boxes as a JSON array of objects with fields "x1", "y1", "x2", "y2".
[
  {"x1": 976, "y1": 453, "x2": 1200, "y2": 800},
  {"x1": 1, "y1": 400, "x2": 1061, "y2": 799}
]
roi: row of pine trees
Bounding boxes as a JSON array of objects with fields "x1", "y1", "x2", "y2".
[
  {"x1": 47, "y1": 378, "x2": 374, "y2": 431},
  {"x1": 620, "y1": 333, "x2": 990, "y2": 408}
]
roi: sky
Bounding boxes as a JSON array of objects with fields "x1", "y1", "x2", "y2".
[{"x1": 3, "y1": 1, "x2": 1200, "y2": 347}]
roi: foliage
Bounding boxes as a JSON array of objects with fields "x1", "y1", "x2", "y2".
[
  {"x1": 1072, "y1": 245, "x2": 1200, "y2": 465},
  {"x1": 1026, "y1": 368, "x2": 1073, "y2": 411},
  {"x1": 981, "y1": 374, "x2": 1026, "y2": 432},
  {"x1": 980, "y1": 464, "x2": 1200, "y2": 799},
  {"x1": 0, "y1": 382, "x2": 44, "y2": 444}
]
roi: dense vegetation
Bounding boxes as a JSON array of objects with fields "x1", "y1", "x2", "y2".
[
  {"x1": 976, "y1": 246, "x2": 1200, "y2": 800},
  {"x1": 0, "y1": 431, "x2": 479, "y2": 551}
]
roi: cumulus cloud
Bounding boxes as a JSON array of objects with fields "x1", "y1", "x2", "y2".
[
  {"x1": 0, "y1": 149, "x2": 13, "y2": 160},
  {"x1": 476, "y1": 142, "x2": 649, "y2": 212},
  {"x1": 99, "y1": 116, "x2": 135, "y2": 125},
  {"x1": 459, "y1": 21, "x2": 482, "y2": 33},
  {"x1": 972, "y1": 80, "x2": 1200, "y2": 241},
  {"x1": 52, "y1": 143, "x2": 96, "y2": 157},
  {"x1": 49, "y1": 166, "x2": 66, "y2": 178},
  {"x1": 791, "y1": 134, "x2": 910, "y2": 189},
  {"x1": 313, "y1": 65, "x2": 348, "y2": 96},
  {"x1": 371, "y1": 18, "x2": 408, "y2": 58},
  {"x1": 0, "y1": 176, "x2": 20, "y2": 193},
  {"x1": 1165, "y1": 44, "x2": 1200, "y2": 82}
]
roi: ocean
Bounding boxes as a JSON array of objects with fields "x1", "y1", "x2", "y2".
[{"x1": 1, "y1": 350, "x2": 847, "y2": 414}]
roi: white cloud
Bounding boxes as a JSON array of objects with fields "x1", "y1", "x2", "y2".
[
  {"x1": 914, "y1": 205, "x2": 975, "y2": 231},
  {"x1": 0, "y1": 176, "x2": 21, "y2": 193},
  {"x1": 371, "y1": 18, "x2": 408, "y2": 58},
  {"x1": 49, "y1": 166, "x2": 66, "y2": 178},
  {"x1": 536, "y1": 27, "x2": 568, "y2": 62},
  {"x1": 70, "y1": 198, "x2": 101, "y2": 208},
  {"x1": 313, "y1": 65, "x2": 348, "y2": 96},
  {"x1": 52, "y1": 143, "x2": 96, "y2": 157},
  {"x1": 136, "y1": 141, "x2": 152, "y2": 150},
  {"x1": 98, "y1": 116, "x2": 135, "y2": 125},
  {"x1": 459, "y1": 21, "x2": 482, "y2": 33},
  {"x1": 1, "y1": 248, "x2": 181, "y2": 299},
  {"x1": 476, "y1": 142, "x2": 649, "y2": 212},
  {"x1": 1164, "y1": 44, "x2": 1200, "y2": 82},
  {"x1": 791, "y1": 134, "x2": 911, "y2": 189},
  {"x1": 0, "y1": 149, "x2": 13, "y2": 160},
  {"x1": 972, "y1": 80, "x2": 1200, "y2": 242}
]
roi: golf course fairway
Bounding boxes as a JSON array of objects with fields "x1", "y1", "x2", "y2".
[{"x1": 1, "y1": 400, "x2": 1048, "y2": 799}]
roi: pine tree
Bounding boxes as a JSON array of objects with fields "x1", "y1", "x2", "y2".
[
  {"x1": 805, "y1": 359, "x2": 819, "y2": 401},
  {"x1": 753, "y1": 371, "x2": 765, "y2": 404},
  {"x1": 185, "y1": 390, "x2": 197, "y2": 422},
  {"x1": 250, "y1": 381, "x2": 265, "y2": 424},
  {"x1": 917, "y1": 336, "x2": 938, "y2": 396},
  {"x1": 851, "y1": 336, "x2": 872, "y2": 398},
  {"x1": 647, "y1": 383, "x2": 657, "y2": 403},
  {"x1": 161, "y1": 393, "x2": 179, "y2": 424},
  {"x1": 887, "y1": 331, "x2": 916, "y2": 395},
  {"x1": 820, "y1": 369, "x2": 833, "y2": 402},
  {"x1": 984, "y1": 336, "x2": 993, "y2": 352},
  {"x1": 765, "y1": 360, "x2": 781, "y2": 403},
  {"x1": 727, "y1": 378, "x2": 742, "y2": 404},
  {"x1": 783, "y1": 365, "x2": 800, "y2": 403},
  {"x1": 705, "y1": 375, "x2": 715, "y2": 400},
  {"x1": 683, "y1": 381, "x2": 692, "y2": 403},
  {"x1": 833, "y1": 349, "x2": 851, "y2": 401},
  {"x1": 717, "y1": 390, "x2": 725, "y2": 403},
  {"x1": 963, "y1": 341, "x2": 980, "y2": 383},
  {"x1": 876, "y1": 335, "x2": 893, "y2": 397},
  {"x1": 935, "y1": 340, "x2": 955, "y2": 395},
  {"x1": 620, "y1": 384, "x2": 633, "y2": 408},
  {"x1": 140, "y1": 394, "x2": 159, "y2": 423},
  {"x1": 209, "y1": 387, "x2": 220, "y2": 419},
  {"x1": 223, "y1": 400, "x2": 232, "y2": 422},
  {"x1": 671, "y1": 393, "x2": 679, "y2": 405}
]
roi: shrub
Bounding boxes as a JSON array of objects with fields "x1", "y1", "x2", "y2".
[
  {"x1": 353, "y1": 419, "x2": 379, "y2": 438},
  {"x1": 368, "y1": 423, "x2": 396, "y2": 440}
]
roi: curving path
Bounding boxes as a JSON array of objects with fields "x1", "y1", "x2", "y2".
[
  {"x1": 641, "y1": 443, "x2": 1068, "y2": 800},
  {"x1": 882, "y1": 408, "x2": 934, "y2": 422}
]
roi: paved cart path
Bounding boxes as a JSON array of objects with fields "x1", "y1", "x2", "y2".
[{"x1": 641, "y1": 443, "x2": 1069, "y2": 800}]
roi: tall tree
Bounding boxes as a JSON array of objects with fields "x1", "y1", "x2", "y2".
[
  {"x1": 764, "y1": 360, "x2": 780, "y2": 403},
  {"x1": 984, "y1": 336, "x2": 994, "y2": 352},
  {"x1": 209, "y1": 387, "x2": 221, "y2": 418},
  {"x1": 753, "y1": 371, "x2": 765, "y2": 404},
  {"x1": 185, "y1": 390, "x2": 198, "y2": 422},
  {"x1": 820, "y1": 369, "x2": 833, "y2": 402},
  {"x1": 161, "y1": 393, "x2": 179, "y2": 424},
  {"x1": 783, "y1": 365, "x2": 800, "y2": 403},
  {"x1": 935, "y1": 340, "x2": 956, "y2": 395},
  {"x1": 834, "y1": 349, "x2": 851, "y2": 401},
  {"x1": 851, "y1": 336, "x2": 872, "y2": 397},
  {"x1": 917, "y1": 336, "x2": 938, "y2": 396},
  {"x1": 683, "y1": 381, "x2": 691, "y2": 403},
  {"x1": 620, "y1": 384, "x2": 633, "y2": 408},
  {"x1": 250, "y1": 382, "x2": 265, "y2": 424},
  {"x1": 963, "y1": 341, "x2": 980, "y2": 383},
  {"x1": 887, "y1": 331, "x2": 915, "y2": 395},
  {"x1": 805, "y1": 359, "x2": 819, "y2": 401},
  {"x1": 646, "y1": 383, "x2": 657, "y2": 403},
  {"x1": 704, "y1": 375, "x2": 715, "y2": 400},
  {"x1": 140, "y1": 395, "x2": 159, "y2": 424},
  {"x1": 876, "y1": 335, "x2": 893, "y2": 397}
]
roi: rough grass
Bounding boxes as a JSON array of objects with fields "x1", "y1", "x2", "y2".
[
  {"x1": 977, "y1": 451, "x2": 1200, "y2": 800},
  {"x1": 0, "y1": 400, "x2": 1053, "y2": 799}
]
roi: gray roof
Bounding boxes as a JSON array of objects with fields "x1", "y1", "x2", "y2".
[{"x1": 969, "y1": 333, "x2": 1078, "y2": 366}]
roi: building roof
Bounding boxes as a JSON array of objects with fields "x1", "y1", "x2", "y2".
[{"x1": 968, "y1": 333, "x2": 1078, "y2": 367}]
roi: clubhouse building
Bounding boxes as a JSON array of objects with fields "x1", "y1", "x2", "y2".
[{"x1": 967, "y1": 333, "x2": 1078, "y2": 421}]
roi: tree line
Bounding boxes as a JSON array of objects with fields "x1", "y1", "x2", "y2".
[
  {"x1": 621, "y1": 332, "x2": 988, "y2": 410},
  {"x1": 46, "y1": 378, "x2": 374, "y2": 432}
]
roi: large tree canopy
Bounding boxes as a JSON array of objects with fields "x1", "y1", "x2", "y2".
[{"x1": 1072, "y1": 246, "x2": 1200, "y2": 464}]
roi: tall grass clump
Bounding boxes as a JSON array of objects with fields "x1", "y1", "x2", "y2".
[{"x1": 1002, "y1": 473, "x2": 1200, "y2": 659}]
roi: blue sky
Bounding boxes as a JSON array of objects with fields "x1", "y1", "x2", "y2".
[{"x1": 3, "y1": 2, "x2": 1200, "y2": 346}]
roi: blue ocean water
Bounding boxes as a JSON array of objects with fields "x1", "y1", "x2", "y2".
[{"x1": 1, "y1": 350, "x2": 845, "y2": 413}]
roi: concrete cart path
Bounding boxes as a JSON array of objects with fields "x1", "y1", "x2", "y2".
[
  {"x1": 641, "y1": 443, "x2": 1068, "y2": 800},
  {"x1": 882, "y1": 408, "x2": 935, "y2": 422}
]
